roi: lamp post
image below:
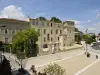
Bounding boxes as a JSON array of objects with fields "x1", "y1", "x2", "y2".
[{"x1": 85, "y1": 29, "x2": 88, "y2": 54}]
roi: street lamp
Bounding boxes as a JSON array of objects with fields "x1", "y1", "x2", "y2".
[{"x1": 85, "y1": 29, "x2": 88, "y2": 54}]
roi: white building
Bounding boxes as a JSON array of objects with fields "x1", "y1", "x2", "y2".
[{"x1": 26, "y1": 18, "x2": 75, "y2": 55}]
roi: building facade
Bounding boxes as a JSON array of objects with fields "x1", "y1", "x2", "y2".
[
  {"x1": 26, "y1": 18, "x2": 75, "y2": 55},
  {"x1": 0, "y1": 18, "x2": 75, "y2": 55},
  {"x1": 0, "y1": 18, "x2": 30, "y2": 44}
]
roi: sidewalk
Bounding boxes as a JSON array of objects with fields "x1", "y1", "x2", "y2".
[
  {"x1": 25, "y1": 49, "x2": 84, "y2": 70},
  {"x1": 64, "y1": 44, "x2": 83, "y2": 50}
]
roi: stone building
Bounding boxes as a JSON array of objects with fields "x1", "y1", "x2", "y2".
[
  {"x1": 0, "y1": 18, "x2": 75, "y2": 55},
  {"x1": 26, "y1": 18, "x2": 75, "y2": 55},
  {"x1": 0, "y1": 18, "x2": 30, "y2": 44}
]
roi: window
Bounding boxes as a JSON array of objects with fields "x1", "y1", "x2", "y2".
[
  {"x1": 70, "y1": 30, "x2": 71, "y2": 33},
  {"x1": 60, "y1": 30, "x2": 62, "y2": 34},
  {"x1": 12, "y1": 30, "x2": 15, "y2": 34},
  {"x1": 51, "y1": 37, "x2": 53, "y2": 41},
  {"x1": 51, "y1": 23, "x2": 52, "y2": 27},
  {"x1": 58, "y1": 37, "x2": 59, "y2": 41},
  {"x1": 5, "y1": 38, "x2": 8, "y2": 44},
  {"x1": 43, "y1": 44, "x2": 48, "y2": 48},
  {"x1": 42, "y1": 21, "x2": 44, "y2": 25},
  {"x1": 44, "y1": 29, "x2": 46, "y2": 34},
  {"x1": 51, "y1": 30, "x2": 53, "y2": 34},
  {"x1": 32, "y1": 20, "x2": 35, "y2": 25},
  {"x1": 44, "y1": 37, "x2": 46, "y2": 42},
  {"x1": 47, "y1": 34, "x2": 50, "y2": 41},
  {"x1": 36, "y1": 21, "x2": 38, "y2": 25},
  {"x1": 56, "y1": 29, "x2": 58, "y2": 34},
  {"x1": 5, "y1": 29, "x2": 8, "y2": 34},
  {"x1": 12, "y1": 28, "x2": 15, "y2": 34}
]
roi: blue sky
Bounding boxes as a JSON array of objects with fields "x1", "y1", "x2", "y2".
[{"x1": 0, "y1": 0, "x2": 100, "y2": 34}]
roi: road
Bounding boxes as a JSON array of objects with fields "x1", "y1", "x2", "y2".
[{"x1": 88, "y1": 44, "x2": 100, "y2": 55}]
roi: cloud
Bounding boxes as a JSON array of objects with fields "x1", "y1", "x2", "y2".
[
  {"x1": 87, "y1": 20, "x2": 91, "y2": 23},
  {"x1": 75, "y1": 20, "x2": 80, "y2": 25},
  {"x1": 96, "y1": 13, "x2": 100, "y2": 18},
  {"x1": 0, "y1": 5, "x2": 26, "y2": 20},
  {"x1": 76, "y1": 24, "x2": 83, "y2": 28},
  {"x1": 96, "y1": 9, "x2": 100, "y2": 18},
  {"x1": 88, "y1": 28, "x2": 96, "y2": 31}
]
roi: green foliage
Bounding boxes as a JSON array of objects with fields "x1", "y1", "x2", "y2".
[
  {"x1": 75, "y1": 28, "x2": 84, "y2": 43},
  {"x1": 91, "y1": 34, "x2": 96, "y2": 40},
  {"x1": 75, "y1": 34, "x2": 81, "y2": 43},
  {"x1": 75, "y1": 27, "x2": 79, "y2": 32},
  {"x1": 12, "y1": 28, "x2": 39, "y2": 58},
  {"x1": 83, "y1": 34, "x2": 96, "y2": 44},
  {"x1": 38, "y1": 16, "x2": 46, "y2": 21},
  {"x1": 43, "y1": 63, "x2": 65, "y2": 75},
  {"x1": 50, "y1": 17, "x2": 62, "y2": 23},
  {"x1": 83, "y1": 34, "x2": 89, "y2": 41}
]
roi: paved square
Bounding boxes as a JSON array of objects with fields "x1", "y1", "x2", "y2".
[
  {"x1": 79, "y1": 59, "x2": 100, "y2": 75},
  {"x1": 37, "y1": 54, "x2": 96, "y2": 75}
]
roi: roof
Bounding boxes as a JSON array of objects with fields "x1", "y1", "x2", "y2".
[{"x1": 0, "y1": 18, "x2": 30, "y2": 25}]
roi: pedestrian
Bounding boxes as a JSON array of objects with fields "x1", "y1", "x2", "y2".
[
  {"x1": 87, "y1": 53, "x2": 90, "y2": 58},
  {"x1": 30, "y1": 65, "x2": 37, "y2": 75},
  {"x1": 96, "y1": 55, "x2": 98, "y2": 59}
]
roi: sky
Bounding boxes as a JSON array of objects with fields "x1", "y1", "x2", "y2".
[{"x1": 0, "y1": 0, "x2": 100, "y2": 34}]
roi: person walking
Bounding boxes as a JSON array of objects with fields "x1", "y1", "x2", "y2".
[
  {"x1": 30, "y1": 65, "x2": 37, "y2": 75},
  {"x1": 96, "y1": 55, "x2": 98, "y2": 59}
]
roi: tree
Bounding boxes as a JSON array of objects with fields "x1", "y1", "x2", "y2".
[
  {"x1": 83, "y1": 34, "x2": 96, "y2": 44},
  {"x1": 75, "y1": 27, "x2": 79, "y2": 32},
  {"x1": 43, "y1": 63, "x2": 65, "y2": 75},
  {"x1": 12, "y1": 28, "x2": 39, "y2": 74},
  {"x1": 12, "y1": 28, "x2": 39, "y2": 57},
  {"x1": 91, "y1": 34, "x2": 96, "y2": 42},
  {"x1": 75, "y1": 27, "x2": 84, "y2": 43},
  {"x1": 50, "y1": 17, "x2": 62, "y2": 23},
  {"x1": 38, "y1": 16, "x2": 46, "y2": 21},
  {"x1": 75, "y1": 34, "x2": 81, "y2": 44}
]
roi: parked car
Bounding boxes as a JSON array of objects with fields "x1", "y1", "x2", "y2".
[{"x1": 91, "y1": 42, "x2": 96, "y2": 47}]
